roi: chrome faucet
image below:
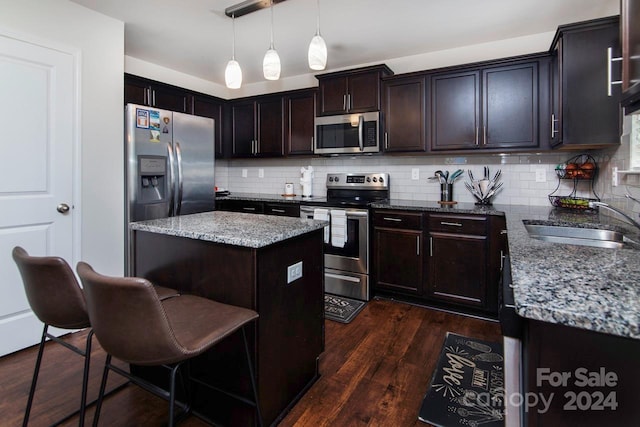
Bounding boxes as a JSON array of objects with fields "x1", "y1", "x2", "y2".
[{"x1": 589, "y1": 201, "x2": 640, "y2": 232}]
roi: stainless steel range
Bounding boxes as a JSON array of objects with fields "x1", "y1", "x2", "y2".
[{"x1": 300, "y1": 173, "x2": 390, "y2": 301}]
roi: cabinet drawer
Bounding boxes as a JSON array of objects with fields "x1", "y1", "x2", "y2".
[
  {"x1": 373, "y1": 211, "x2": 423, "y2": 230},
  {"x1": 264, "y1": 203, "x2": 300, "y2": 217},
  {"x1": 217, "y1": 200, "x2": 264, "y2": 214},
  {"x1": 428, "y1": 214, "x2": 487, "y2": 235}
]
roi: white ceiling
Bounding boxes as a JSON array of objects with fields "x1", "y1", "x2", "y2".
[{"x1": 71, "y1": 0, "x2": 619, "y2": 86}]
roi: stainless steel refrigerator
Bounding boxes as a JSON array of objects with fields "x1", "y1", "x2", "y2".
[{"x1": 125, "y1": 103, "x2": 215, "y2": 272}]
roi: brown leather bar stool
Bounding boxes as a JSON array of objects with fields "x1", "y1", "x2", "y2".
[
  {"x1": 76, "y1": 262, "x2": 263, "y2": 427},
  {"x1": 12, "y1": 246, "x2": 92, "y2": 427}
]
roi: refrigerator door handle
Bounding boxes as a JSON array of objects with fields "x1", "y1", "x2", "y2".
[
  {"x1": 175, "y1": 142, "x2": 184, "y2": 216},
  {"x1": 167, "y1": 143, "x2": 176, "y2": 217}
]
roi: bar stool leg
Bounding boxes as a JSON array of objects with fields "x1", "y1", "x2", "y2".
[
  {"x1": 92, "y1": 354, "x2": 111, "y2": 427},
  {"x1": 23, "y1": 325, "x2": 49, "y2": 427},
  {"x1": 168, "y1": 361, "x2": 184, "y2": 427},
  {"x1": 78, "y1": 330, "x2": 93, "y2": 427},
  {"x1": 242, "y1": 327, "x2": 263, "y2": 427}
]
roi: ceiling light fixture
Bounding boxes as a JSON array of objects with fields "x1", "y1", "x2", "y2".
[
  {"x1": 308, "y1": 0, "x2": 327, "y2": 70},
  {"x1": 225, "y1": 0, "x2": 286, "y2": 18},
  {"x1": 263, "y1": 0, "x2": 281, "y2": 80},
  {"x1": 225, "y1": 14, "x2": 242, "y2": 89}
]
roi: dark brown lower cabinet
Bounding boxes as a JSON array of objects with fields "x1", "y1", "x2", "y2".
[
  {"x1": 428, "y1": 230, "x2": 487, "y2": 307},
  {"x1": 525, "y1": 320, "x2": 640, "y2": 426},
  {"x1": 216, "y1": 200, "x2": 300, "y2": 217},
  {"x1": 372, "y1": 210, "x2": 503, "y2": 316},
  {"x1": 373, "y1": 210, "x2": 425, "y2": 297}
]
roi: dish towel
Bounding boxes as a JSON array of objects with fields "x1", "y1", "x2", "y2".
[
  {"x1": 313, "y1": 208, "x2": 330, "y2": 243},
  {"x1": 330, "y1": 209, "x2": 347, "y2": 248}
]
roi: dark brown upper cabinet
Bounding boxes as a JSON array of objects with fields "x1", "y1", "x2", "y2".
[
  {"x1": 124, "y1": 74, "x2": 191, "y2": 113},
  {"x1": 284, "y1": 89, "x2": 317, "y2": 155},
  {"x1": 483, "y1": 62, "x2": 538, "y2": 149},
  {"x1": 382, "y1": 75, "x2": 428, "y2": 152},
  {"x1": 550, "y1": 16, "x2": 621, "y2": 149},
  {"x1": 430, "y1": 60, "x2": 540, "y2": 151},
  {"x1": 431, "y1": 70, "x2": 481, "y2": 151},
  {"x1": 621, "y1": 0, "x2": 640, "y2": 114},
  {"x1": 316, "y1": 65, "x2": 393, "y2": 116},
  {"x1": 231, "y1": 96, "x2": 284, "y2": 158},
  {"x1": 191, "y1": 95, "x2": 224, "y2": 158}
]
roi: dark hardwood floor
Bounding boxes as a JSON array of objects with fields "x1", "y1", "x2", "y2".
[{"x1": 0, "y1": 299, "x2": 501, "y2": 426}]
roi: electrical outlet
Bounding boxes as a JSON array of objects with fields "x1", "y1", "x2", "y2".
[
  {"x1": 258, "y1": 168, "x2": 264, "y2": 178},
  {"x1": 242, "y1": 169, "x2": 248, "y2": 178},
  {"x1": 411, "y1": 168, "x2": 419, "y2": 180},
  {"x1": 287, "y1": 261, "x2": 303, "y2": 283},
  {"x1": 612, "y1": 166, "x2": 618, "y2": 187},
  {"x1": 535, "y1": 169, "x2": 546, "y2": 183}
]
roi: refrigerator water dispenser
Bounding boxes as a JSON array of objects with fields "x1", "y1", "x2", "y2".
[{"x1": 138, "y1": 156, "x2": 167, "y2": 202}]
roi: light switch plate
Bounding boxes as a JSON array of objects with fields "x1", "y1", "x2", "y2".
[
  {"x1": 535, "y1": 169, "x2": 546, "y2": 183},
  {"x1": 411, "y1": 168, "x2": 419, "y2": 180},
  {"x1": 242, "y1": 168, "x2": 248, "y2": 178},
  {"x1": 287, "y1": 261, "x2": 303, "y2": 283},
  {"x1": 258, "y1": 168, "x2": 264, "y2": 178}
]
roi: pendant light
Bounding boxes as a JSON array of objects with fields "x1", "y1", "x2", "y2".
[
  {"x1": 263, "y1": 0, "x2": 281, "y2": 80},
  {"x1": 225, "y1": 14, "x2": 242, "y2": 89},
  {"x1": 308, "y1": 0, "x2": 327, "y2": 70}
]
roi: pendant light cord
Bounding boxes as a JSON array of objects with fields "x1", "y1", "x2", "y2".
[
  {"x1": 316, "y1": 0, "x2": 321, "y2": 36},
  {"x1": 231, "y1": 14, "x2": 236, "y2": 60},
  {"x1": 269, "y1": 0, "x2": 275, "y2": 49}
]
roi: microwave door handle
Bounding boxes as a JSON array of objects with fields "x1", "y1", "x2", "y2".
[{"x1": 358, "y1": 115, "x2": 364, "y2": 151}]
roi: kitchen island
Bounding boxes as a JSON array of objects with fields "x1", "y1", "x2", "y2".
[{"x1": 129, "y1": 211, "x2": 327, "y2": 426}]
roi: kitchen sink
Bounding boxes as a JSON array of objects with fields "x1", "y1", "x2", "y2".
[{"x1": 523, "y1": 222, "x2": 625, "y2": 249}]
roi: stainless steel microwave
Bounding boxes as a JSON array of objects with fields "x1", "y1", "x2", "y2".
[{"x1": 314, "y1": 111, "x2": 380, "y2": 155}]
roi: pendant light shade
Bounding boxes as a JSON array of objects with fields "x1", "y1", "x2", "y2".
[
  {"x1": 308, "y1": 0, "x2": 327, "y2": 70},
  {"x1": 263, "y1": 0, "x2": 281, "y2": 80},
  {"x1": 308, "y1": 34, "x2": 327, "y2": 71},
  {"x1": 263, "y1": 48, "x2": 281, "y2": 80},
  {"x1": 225, "y1": 60, "x2": 242, "y2": 89},
  {"x1": 225, "y1": 15, "x2": 242, "y2": 89}
]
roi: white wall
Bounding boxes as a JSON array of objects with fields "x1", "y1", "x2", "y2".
[
  {"x1": 125, "y1": 31, "x2": 556, "y2": 100},
  {"x1": 0, "y1": 0, "x2": 125, "y2": 275}
]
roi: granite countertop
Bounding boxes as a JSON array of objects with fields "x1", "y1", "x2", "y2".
[
  {"x1": 216, "y1": 192, "x2": 326, "y2": 204},
  {"x1": 370, "y1": 199, "x2": 506, "y2": 215},
  {"x1": 500, "y1": 205, "x2": 640, "y2": 340},
  {"x1": 130, "y1": 211, "x2": 328, "y2": 249}
]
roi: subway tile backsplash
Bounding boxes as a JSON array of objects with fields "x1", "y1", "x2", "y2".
[{"x1": 215, "y1": 153, "x2": 588, "y2": 206}]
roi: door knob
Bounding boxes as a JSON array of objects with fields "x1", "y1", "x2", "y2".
[{"x1": 57, "y1": 203, "x2": 70, "y2": 214}]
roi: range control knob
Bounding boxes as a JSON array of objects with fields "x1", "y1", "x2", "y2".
[
  {"x1": 328, "y1": 177, "x2": 334, "y2": 182},
  {"x1": 379, "y1": 176, "x2": 384, "y2": 183},
  {"x1": 334, "y1": 177, "x2": 339, "y2": 182},
  {"x1": 366, "y1": 177, "x2": 371, "y2": 182},
  {"x1": 373, "y1": 177, "x2": 378, "y2": 182}
]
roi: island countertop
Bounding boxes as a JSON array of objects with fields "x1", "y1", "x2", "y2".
[{"x1": 130, "y1": 211, "x2": 327, "y2": 249}]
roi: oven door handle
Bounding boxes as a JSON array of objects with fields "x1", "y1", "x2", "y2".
[
  {"x1": 325, "y1": 272, "x2": 361, "y2": 283},
  {"x1": 345, "y1": 210, "x2": 368, "y2": 218}
]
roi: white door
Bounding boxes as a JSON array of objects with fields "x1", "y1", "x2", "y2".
[{"x1": 0, "y1": 33, "x2": 77, "y2": 356}]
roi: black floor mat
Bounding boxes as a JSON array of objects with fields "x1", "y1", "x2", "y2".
[{"x1": 418, "y1": 332, "x2": 505, "y2": 426}]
